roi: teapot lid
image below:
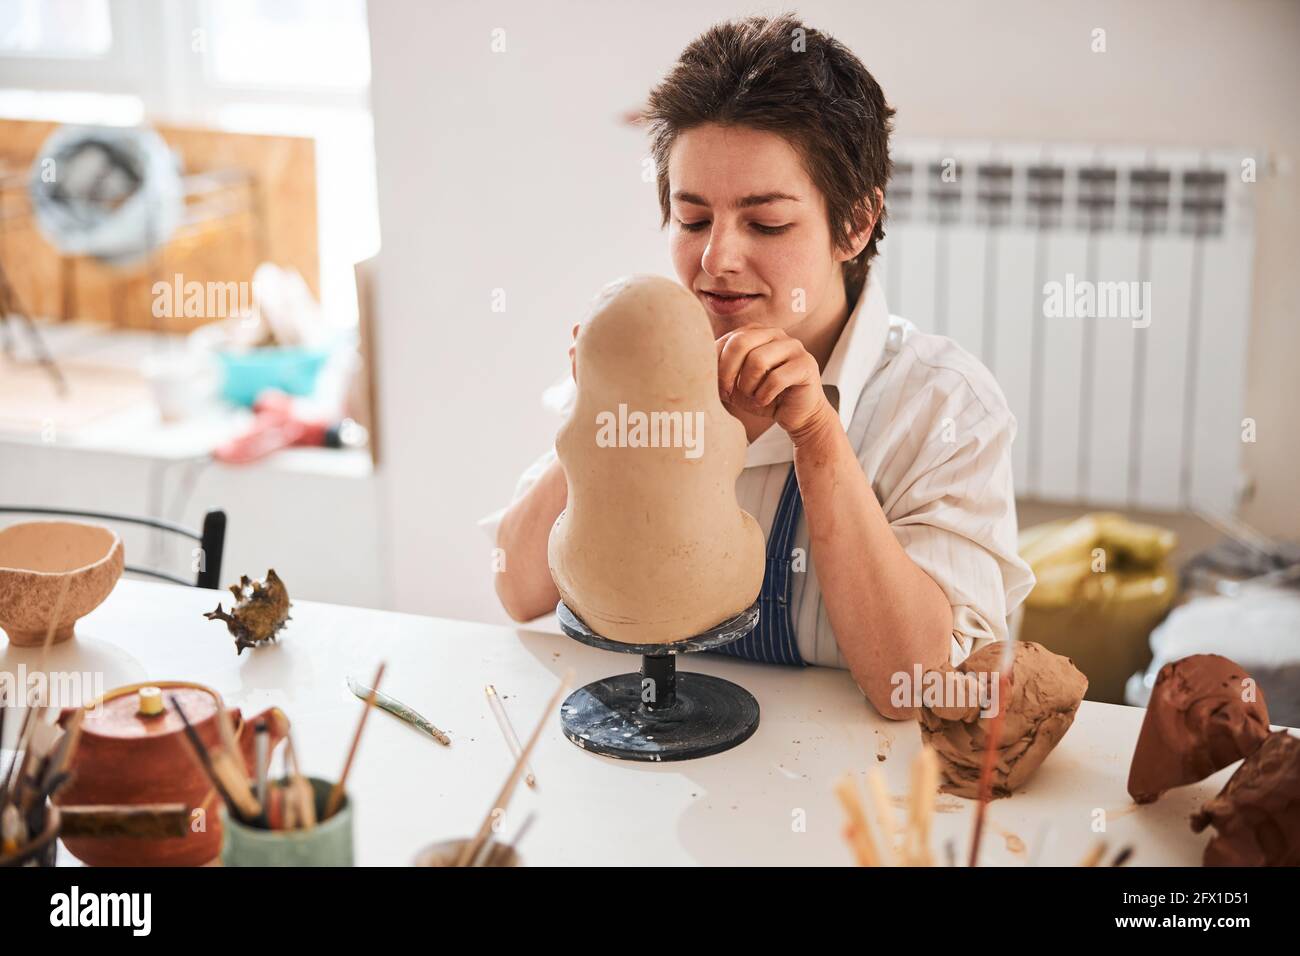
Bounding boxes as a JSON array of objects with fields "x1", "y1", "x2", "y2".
[{"x1": 82, "y1": 681, "x2": 220, "y2": 740}]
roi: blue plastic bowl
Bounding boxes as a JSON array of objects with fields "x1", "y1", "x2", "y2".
[{"x1": 216, "y1": 346, "x2": 330, "y2": 407}]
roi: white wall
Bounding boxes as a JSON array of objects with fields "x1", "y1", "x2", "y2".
[{"x1": 367, "y1": 0, "x2": 1300, "y2": 625}]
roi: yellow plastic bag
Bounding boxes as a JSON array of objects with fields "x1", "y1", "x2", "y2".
[{"x1": 1019, "y1": 513, "x2": 1178, "y2": 703}]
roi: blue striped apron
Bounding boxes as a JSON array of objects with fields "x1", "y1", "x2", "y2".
[{"x1": 710, "y1": 464, "x2": 806, "y2": 666}]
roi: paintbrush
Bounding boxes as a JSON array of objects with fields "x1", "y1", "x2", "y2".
[
  {"x1": 284, "y1": 734, "x2": 316, "y2": 829},
  {"x1": 507, "y1": 811, "x2": 537, "y2": 854},
  {"x1": 4, "y1": 579, "x2": 70, "y2": 814},
  {"x1": 1027, "y1": 821, "x2": 1055, "y2": 867},
  {"x1": 254, "y1": 719, "x2": 269, "y2": 807},
  {"x1": 866, "y1": 768, "x2": 902, "y2": 865},
  {"x1": 906, "y1": 745, "x2": 938, "y2": 866},
  {"x1": 834, "y1": 775, "x2": 880, "y2": 866},
  {"x1": 455, "y1": 670, "x2": 571, "y2": 867},
  {"x1": 42, "y1": 710, "x2": 83, "y2": 790},
  {"x1": 486, "y1": 684, "x2": 537, "y2": 789},
  {"x1": 3, "y1": 575, "x2": 75, "y2": 847},
  {"x1": 170, "y1": 694, "x2": 244, "y2": 823},
  {"x1": 11, "y1": 713, "x2": 60, "y2": 819},
  {"x1": 968, "y1": 638, "x2": 1015, "y2": 866},
  {"x1": 1079, "y1": 840, "x2": 1108, "y2": 867},
  {"x1": 0, "y1": 706, "x2": 35, "y2": 808},
  {"x1": 21, "y1": 710, "x2": 83, "y2": 836},
  {"x1": 210, "y1": 749, "x2": 261, "y2": 819},
  {"x1": 1, "y1": 803, "x2": 25, "y2": 855},
  {"x1": 215, "y1": 699, "x2": 241, "y2": 766},
  {"x1": 37, "y1": 574, "x2": 73, "y2": 665},
  {"x1": 326, "y1": 661, "x2": 384, "y2": 820}
]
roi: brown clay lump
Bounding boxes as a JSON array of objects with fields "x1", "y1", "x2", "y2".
[
  {"x1": 1127, "y1": 654, "x2": 1270, "y2": 804},
  {"x1": 1191, "y1": 730, "x2": 1300, "y2": 867},
  {"x1": 917, "y1": 641, "x2": 1088, "y2": 798}
]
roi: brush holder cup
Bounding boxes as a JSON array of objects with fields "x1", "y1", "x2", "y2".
[{"x1": 221, "y1": 777, "x2": 353, "y2": 866}]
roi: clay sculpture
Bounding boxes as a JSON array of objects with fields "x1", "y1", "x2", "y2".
[
  {"x1": 917, "y1": 641, "x2": 1088, "y2": 798},
  {"x1": 1191, "y1": 730, "x2": 1300, "y2": 866},
  {"x1": 0, "y1": 520, "x2": 123, "y2": 646},
  {"x1": 548, "y1": 275, "x2": 765, "y2": 644},
  {"x1": 1127, "y1": 654, "x2": 1270, "y2": 804}
]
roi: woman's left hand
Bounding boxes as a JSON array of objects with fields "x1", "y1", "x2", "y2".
[{"x1": 715, "y1": 326, "x2": 838, "y2": 446}]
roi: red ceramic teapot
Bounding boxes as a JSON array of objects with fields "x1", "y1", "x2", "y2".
[{"x1": 55, "y1": 680, "x2": 287, "y2": 866}]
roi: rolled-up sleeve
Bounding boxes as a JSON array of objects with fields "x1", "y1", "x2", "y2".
[{"x1": 878, "y1": 382, "x2": 1035, "y2": 667}]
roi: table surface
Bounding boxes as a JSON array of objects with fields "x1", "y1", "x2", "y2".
[{"x1": 2, "y1": 578, "x2": 1256, "y2": 866}]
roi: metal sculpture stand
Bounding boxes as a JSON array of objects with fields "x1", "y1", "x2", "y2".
[{"x1": 556, "y1": 600, "x2": 760, "y2": 762}]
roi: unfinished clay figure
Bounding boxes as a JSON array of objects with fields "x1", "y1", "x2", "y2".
[
  {"x1": 1127, "y1": 654, "x2": 1271, "y2": 804},
  {"x1": 548, "y1": 275, "x2": 765, "y2": 643}
]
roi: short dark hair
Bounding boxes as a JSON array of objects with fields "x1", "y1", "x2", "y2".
[{"x1": 645, "y1": 13, "x2": 895, "y2": 304}]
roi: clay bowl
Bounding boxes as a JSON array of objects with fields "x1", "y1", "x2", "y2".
[
  {"x1": 413, "y1": 838, "x2": 522, "y2": 867},
  {"x1": 0, "y1": 520, "x2": 124, "y2": 647}
]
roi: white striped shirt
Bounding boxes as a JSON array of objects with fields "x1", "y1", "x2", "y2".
[{"x1": 482, "y1": 273, "x2": 1035, "y2": 668}]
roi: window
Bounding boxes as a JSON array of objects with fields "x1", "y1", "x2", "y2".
[
  {"x1": 0, "y1": 0, "x2": 112, "y2": 57},
  {"x1": 206, "y1": 0, "x2": 370, "y2": 91},
  {"x1": 0, "y1": 0, "x2": 378, "y2": 325}
]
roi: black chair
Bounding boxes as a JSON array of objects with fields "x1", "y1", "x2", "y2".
[{"x1": 0, "y1": 506, "x2": 225, "y2": 589}]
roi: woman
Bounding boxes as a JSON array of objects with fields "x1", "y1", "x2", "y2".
[{"x1": 486, "y1": 14, "x2": 1033, "y2": 720}]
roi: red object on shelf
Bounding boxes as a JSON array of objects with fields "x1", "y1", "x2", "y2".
[{"x1": 213, "y1": 389, "x2": 332, "y2": 465}]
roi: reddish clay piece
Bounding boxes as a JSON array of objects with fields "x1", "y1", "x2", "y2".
[
  {"x1": 1127, "y1": 654, "x2": 1270, "y2": 804},
  {"x1": 55, "y1": 681, "x2": 287, "y2": 866},
  {"x1": 1192, "y1": 730, "x2": 1300, "y2": 867}
]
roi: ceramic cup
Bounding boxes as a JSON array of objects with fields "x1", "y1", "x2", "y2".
[
  {"x1": 220, "y1": 777, "x2": 353, "y2": 866},
  {"x1": 412, "y1": 837, "x2": 521, "y2": 867}
]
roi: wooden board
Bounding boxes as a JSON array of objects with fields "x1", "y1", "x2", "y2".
[{"x1": 0, "y1": 119, "x2": 318, "y2": 333}]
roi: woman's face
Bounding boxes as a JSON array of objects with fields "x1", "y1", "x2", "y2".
[{"x1": 668, "y1": 123, "x2": 851, "y2": 339}]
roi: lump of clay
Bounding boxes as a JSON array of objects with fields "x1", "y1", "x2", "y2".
[
  {"x1": 1191, "y1": 731, "x2": 1300, "y2": 866},
  {"x1": 1127, "y1": 654, "x2": 1270, "y2": 804},
  {"x1": 917, "y1": 641, "x2": 1088, "y2": 798},
  {"x1": 548, "y1": 275, "x2": 765, "y2": 644}
]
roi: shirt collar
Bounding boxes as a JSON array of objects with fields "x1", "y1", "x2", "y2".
[{"x1": 744, "y1": 272, "x2": 892, "y2": 468}]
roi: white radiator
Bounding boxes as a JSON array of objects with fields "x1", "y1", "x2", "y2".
[{"x1": 875, "y1": 141, "x2": 1256, "y2": 514}]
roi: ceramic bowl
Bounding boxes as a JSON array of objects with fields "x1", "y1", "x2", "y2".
[
  {"x1": 0, "y1": 520, "x2": 124, "y2": 646},
  {"x1": 412, "y1": 837, "x2": 522, "y2": 867}
]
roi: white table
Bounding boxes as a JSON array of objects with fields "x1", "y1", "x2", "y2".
[{"x1": 4, "y1": 579, "x2": 1245, "y2": 866}]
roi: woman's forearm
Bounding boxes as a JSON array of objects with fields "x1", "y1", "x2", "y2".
[
  {"x1": 792, "y1": 413, "x2": 953, "y2": 719},
  {"x1": 493, "y1": 458, "x2": 567, "y2": 621}
]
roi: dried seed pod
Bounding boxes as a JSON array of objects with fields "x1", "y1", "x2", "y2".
[{"x1": 204, "y1": 568, "x2": 292, "y2": 655}]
